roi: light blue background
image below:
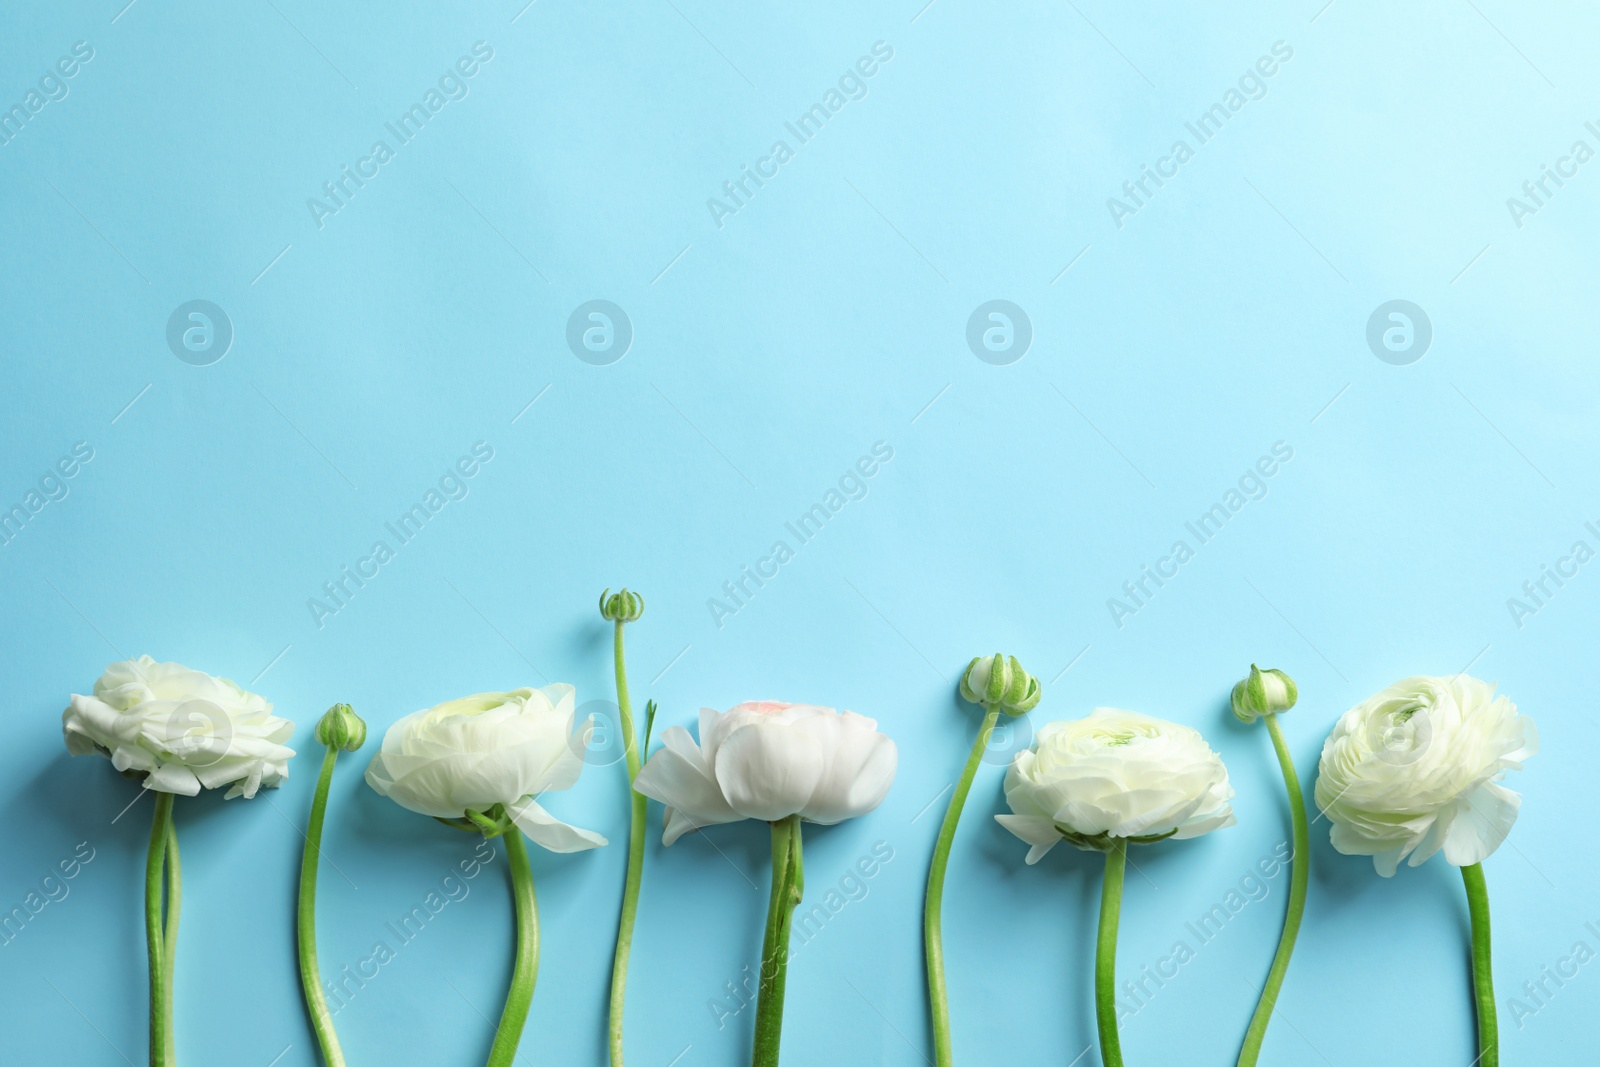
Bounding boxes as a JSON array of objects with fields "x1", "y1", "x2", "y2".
[{"x1": 2, "y1": 1, "x2": 1595, "y2": 1064}]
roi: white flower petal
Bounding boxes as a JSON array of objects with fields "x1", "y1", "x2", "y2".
[
  {"x1": 1439, "y1": 782, "x2": 1521, "y2": 868},
  {"x1": 144, "y1": 762, "x2": 202, "y2": 796},
  {"x1": 995, "y1": 814, "x2": 1063, "y2": 864},
  {"x1": 525, "y1": 716, "x2": 593, "y2": 795},
  {"x1": 1372, "y1": 846, "x2": 1405, "y2": 878},
  {"x1": 633, "y1": 726, "x2": 741, "y2": 845},
  {"x1": 1172, "y1": 807, "x2": 1236, "y2": 840},
  {"x1": 796, "y1": 715, "x2": 898, "y2": 824},
  {"x1": 224, "y1": 763, "x2": 266, "y2": 800},
  {"x1": 367, "y1": 751, "x2": 488, "y2": 817},
  {"x1": 713, "y1": 718, "x2": 825, "y2": 822},
  {"x1": 507, "y1": 797, "x2": 607, "y2": 852}
]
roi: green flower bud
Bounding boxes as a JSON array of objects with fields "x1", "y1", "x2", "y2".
[
  {"x1": 599, "y1": 587, "x2": 645, "y2": 623},
  {"x1": 1230, "y1": 664, "x2": 1298, "y2": 723},
  {"x1": 959, "y1": 654, "x2": 1042, "y2": 716},
  {"x1": 315, "y1": 703, "x2": 367, "y2": 751}
]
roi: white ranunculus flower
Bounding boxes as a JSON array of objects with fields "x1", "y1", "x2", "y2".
[
  {"x1": 365, "y1": 685, "x2": 606, "y2": 853},
  {"x1": 633, "y1": 701, "x2": 898, "y2": 845},
  {"x1": 996, "y1": 708, "x2": 1236, "y2": 863},
  {"x1": 62, "y1": 655, "x2": 294, "y2": 799},
  {"x1": 1315, "y1": 675, "x2": 1536, "y2": 876}
]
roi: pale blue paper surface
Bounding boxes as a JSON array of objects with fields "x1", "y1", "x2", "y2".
[{"x1": 2, "y1": 2, "x2": 1595, "y2": 1064}]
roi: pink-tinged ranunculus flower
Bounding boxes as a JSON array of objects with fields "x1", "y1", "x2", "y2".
[{"x1": 634, "y1": 701, "x2": 898, "y2": 844}]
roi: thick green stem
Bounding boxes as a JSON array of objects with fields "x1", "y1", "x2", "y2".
[
  {"x1": 1236, "y1": 713, "x2": 1310, "y2": 1067},
  {"x1": 485, "y1": 831, "x2": 540, "y2": 1067},
  {"x1": 146, "y1": 790, "x2": 175, "y2": 1067},
  {"x1": 752, "y1": 815, "x2": 804, "y2": 1067},
  {"x1": 299, "y1": 745, "x2": 346, "y2": 1067},
  {"x1": 609, "y1": 620, "x2": 647, "y2": 1067},
  {"x1": 924, "y1": 705, "x2": 1000, "y2": 1067},
  {"x1": 163, "y1": 821, "x2": 180, "y2": 1065},
  {"x1": 1462, "y1": 863, "x2": 1498, "y2": 1067},
  {"x1": 1096, "y1": 842, "x2": 1126, "y2": 1067}
]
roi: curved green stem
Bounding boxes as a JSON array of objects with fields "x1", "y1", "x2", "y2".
[
  {"x1": 146, "y1": 790, "x2": 175, "y2": 1067},
  {"x1": 1096, "y1": 842, "x2": 1126, "y2": 1067},
  {"x1": 752, "y1": 815, "x2": 804, "y2": 1067},
  {"x1": 924, "y1": 705, "x2": 1000, "y2": 1067},
  {"x1": 608, "y1": 620, "x2": 647, "y2": 1067},
  {"x1": 1462, "y1": 863, "x2": 1498, "y2": 1067},
  {"x1": 613, "y1": 621, "x2": 641, "y2": 782},
  {"x1": 486, "y1": 831, "x2": 540, "y2": 1067},
  {"x1": 299, "y1": 745, "x2": 347, "y2": 1067},
  {"x1": 163, "y1": 821, "x2": 180, "y2": 1065},
  {"x1": 1236, "y1": 713, "x2": 1309, "y2": 1067}
]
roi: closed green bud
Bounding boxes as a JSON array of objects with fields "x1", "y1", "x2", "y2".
[
  {"x1": 599, "y1": 587, "x2": 645, "y2": 623},
  {"x1": 1231, "y1": 664, "x2": 1298, "y2": 723},
  {"x1": 315, "y1": 703, "x2": 367, "y2": 751},
  {"x1": 960, "y1": 653, "x2": 1042, "y2": 716}
]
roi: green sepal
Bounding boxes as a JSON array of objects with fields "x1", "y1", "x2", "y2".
[
  {"x1": 599, "y1": 587, "x2": 645, "y2": 623},
  {"x1": 959, "y1": 653, "x2": 1042, "y2": 716}
]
